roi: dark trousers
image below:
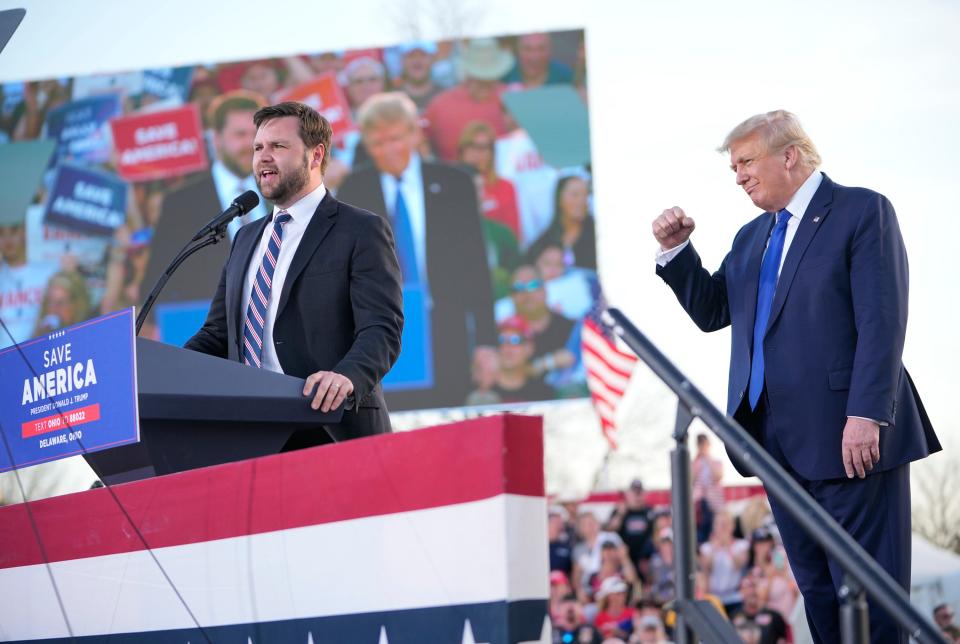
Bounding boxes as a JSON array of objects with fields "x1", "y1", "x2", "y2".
[{"x1": 751, "y1": 394, "x2": 911, "y2": 644}]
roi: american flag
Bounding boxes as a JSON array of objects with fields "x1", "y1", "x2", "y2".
[{"x1": 581, "y1": 283, "x2": 639, "y2": 449}]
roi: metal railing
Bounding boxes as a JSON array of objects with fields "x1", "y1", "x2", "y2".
[{"x1": 604, "y1": 308, "x2": 943, "y2": 644}]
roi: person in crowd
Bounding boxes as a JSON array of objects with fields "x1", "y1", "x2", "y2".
[
  {"x1": 502, "y1": 32, "x2": 573, "y2": 88},
  {"x1": 550, "y1": 505, "x2": 575, "y2": 576},
  {"x1": 692, "y1": 433, "x2": 725, "y2": 544},
  {"x1": 729, "y1": 575, "x2": 789, "y2": 644},
  {"x1": 11, "y1": 80, "x2": 70, "y2": 141},
  {"x1": 509, "y1": 264, "x2": 576, "y2": 380},
  {"x1": 652, "y1": 109, "x2": 940, "y2": 643},
  {"x1": 935, "y1": 604, "x2": 958, "y2": 637},
  {"x1": 552, "y1": 593, "x2": 587, "y2": 643},
  {"x1": 647, "y1": 527, "x2": 675, "y2": 605},
  {"x1": 606, "y1": 478, "x2": 656, "y2": 580},
  {"x1": 458, "y1": 120, "x2": 522, "y2": 240},
  {"x1": 337, "y1": 92, "x2": 496, "y2": 410},
  {"x1": 306, "y1": 51, "x2": 346, "y2": 77},
  {"x1": 33, "y1": 270, "x2": 91, "y2": 335},
  {"x1": 217, "y1": 60, "x2": 285, "y2": 101},
  {"x1": 628, "y1": 614, "x2": 669, "y2": 644},
  {"x1": 392, "y1": 42, "x2": 443, "y2": 112},
  {"x1": 423, "y1": 38, "x2": 513, "y2": 162},
  {"x1": 141, "y1": 91, "x2": 268, "y2": 330},
  {"x1": 589, "y1": 540, "x2": 641, "y2": 599},
  {"x1": 747, "y1": 527, "x2": 798, "y2": 621},
  {"x1": 594, "y1": 576, "x2": 636, "y2": 639},
  {"x1": 458, "y1": 163, "x2": 520, "y2": 300},
  {"x1": 342, "y1": 57, "x2": 387, "y2": 117},
  {"x1": 0, "y1": 218, "x2": 57, "y2": 346},
  {"x1": 572, "y1": 511, "x2": 624, "y2": 601},
  {"x1": 529, "y1": 242, "x2": 596, "y2": 321},
  {"x1": 527, "y1": 174, "x2": 597, "y2": 271},
  {"x1": 184, "y1": 102, "x2": 403, "y2": 443},
  {"x1": 488, "y1": 315, "x2": 553, "y2": 403},
  {"x1": 699, "y1": 510, "x2": 749, "y2": 615},
  {"x1": 550, "y1": 570, "x2": 574, "y2": 624}
]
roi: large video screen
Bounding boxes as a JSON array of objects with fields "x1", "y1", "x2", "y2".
[{"x1": 0, "y1": 29, "x2": 597, "y2": 412}]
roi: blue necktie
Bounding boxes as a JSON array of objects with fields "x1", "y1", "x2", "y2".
[
  {"x1": 392, "y1": 178, "x2": 420, "y2": 285},
  {"x1": 748, "y1": 209, "x2": 791, "y2": 409},
  {"x1": 242, "y1": 211, "x2": 292, "y2": 368}
]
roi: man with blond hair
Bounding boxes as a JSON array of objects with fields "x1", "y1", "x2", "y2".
[
  {"x1": 338, "y1": 92, "x2": 496, "y2": 410},
  {"x1": 651, "y1": 110, "x2": 940, "y2": 643}
]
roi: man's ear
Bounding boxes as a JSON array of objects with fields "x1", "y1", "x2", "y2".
[
  {"x1": 312, "y1": 144, "x2": 326, "y2": 170},
  {"x1": 783, "y1": 144, "x2": 799, "y2": 171}
]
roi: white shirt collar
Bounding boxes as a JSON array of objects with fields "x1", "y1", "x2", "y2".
[
  {"x1": 274, "y1": 182, "x2": 327, "y2": 224},
  {"x1": 785, "y1": 169, "x2": 823, "y2": 221}
]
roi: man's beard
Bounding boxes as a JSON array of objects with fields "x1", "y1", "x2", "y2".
[{"x1": 256, "y1": 153, "x2": 310, "y2": 205}]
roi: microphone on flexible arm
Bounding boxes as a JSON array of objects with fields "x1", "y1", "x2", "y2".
[
  {"x1": 190, "y1": 190, "x2": 260, "y2": 242},
  {"x1": 136, "y1": 190, "x2": 261, "y2": 335}
]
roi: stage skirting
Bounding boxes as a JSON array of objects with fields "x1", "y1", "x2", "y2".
[{"x1": 0, "y1": 414, "x2": 550, "y2": 643}]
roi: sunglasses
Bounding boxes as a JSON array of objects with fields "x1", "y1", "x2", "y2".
[
  {"x1": 499, "y1": 333, "x2": 527, "y2": 345},
  {"x1": 511, "y1": 279, "x2": 543, "y2": 293}
]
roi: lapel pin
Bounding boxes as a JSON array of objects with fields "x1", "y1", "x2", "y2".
[
  {"x1": 429, "y1": 183, "x2": 441, "y2": 194},
  {"x1": 812, "y1": 216, "x2": 820, "y2": 223}
]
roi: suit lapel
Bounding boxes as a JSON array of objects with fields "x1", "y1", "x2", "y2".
[
  {"x1": 227, "y1": 216, "x2": 271, "y2": 355},
  {"x1": 275, "y1": 192, "x2": 338, "y2": 317},
  {"x1": 765, "y1": 174, "x2": 835, "y2": 333}
]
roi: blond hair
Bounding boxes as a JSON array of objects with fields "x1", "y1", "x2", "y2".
[
  {"x1": 719, "y1": 110, "x2": 821, "y2": 170},
  {"x1": 357, "y1": 92, "x2": 418, "y2": 134}
]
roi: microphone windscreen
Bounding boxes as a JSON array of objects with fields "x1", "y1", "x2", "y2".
[{"x1": 233, "y1": 190, "x2": 260, "y2": 214}]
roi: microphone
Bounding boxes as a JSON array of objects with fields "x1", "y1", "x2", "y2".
[{"x1": 190, "y1": 190, "x2": 260, "y2": 242}]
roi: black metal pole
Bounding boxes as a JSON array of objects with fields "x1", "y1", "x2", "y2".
[
  {"x1": 840, "y1": 576, "x2": 870, "y2": 644},
  {"x1": 671, "y1": 403, "x2": 696, "y2": 644},
  {"x1": 603, "y1": 308, "x2": 943, "y2": 644}
]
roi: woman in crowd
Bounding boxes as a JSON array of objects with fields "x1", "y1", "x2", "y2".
[
  {"x1": 526, "y1": 174, "x2": 597, "y2": 271},
  {"x1": 699, "y1": 509, "x2": 750, "y2": 616},
  {"x1": 747, "y1": 526, "x2": 799, "y2": 621},
  {"x1": 33, "y1": 270, "x2": 91, "y2": 335}
]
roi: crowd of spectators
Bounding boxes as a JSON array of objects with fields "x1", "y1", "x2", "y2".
[{"x1": 547, "y1": 434, "x2": 800, "y2": 643}]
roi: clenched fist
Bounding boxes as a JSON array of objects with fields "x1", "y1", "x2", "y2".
[{"x1": 652, "y1": 207, "x2": 696, "y2": 251}]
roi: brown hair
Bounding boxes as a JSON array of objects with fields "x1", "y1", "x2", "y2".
[
  {"x1": 207, "y1": 90, "x2": 266, "y2": 133},
  {"x1": 253, "y1": 101, "x2": 333, "y2": 172}
]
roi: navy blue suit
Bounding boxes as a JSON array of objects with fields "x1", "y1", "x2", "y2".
[{"x1": 657, "y1": 174, "x2": 940, "y2": 642}]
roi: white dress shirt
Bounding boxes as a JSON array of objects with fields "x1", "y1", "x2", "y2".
[
  {"x1": 241, "y1": 183, "x2": 326, "y2": 373},
  {"x1": 210, "y1": 160, "x2": 267, "y2": 241},
  {"x1": 379, "y1": 153, "x2": 428, "y2": 281},
  {"x1": 656, "y1": 170, "x2": 824, "y2": 272}
]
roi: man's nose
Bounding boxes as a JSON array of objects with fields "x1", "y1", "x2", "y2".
[{"x1": 736, "y1": 167, "x2": 749, "y2": 185}]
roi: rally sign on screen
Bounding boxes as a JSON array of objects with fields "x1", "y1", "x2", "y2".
[
  {"x1": 276, "y1": 74, "x2": 355, "y2": 143},
  {"x1": 110, "y1": 103, "x2": 208, "y2": 181},
  {"x1": 0, "y1": 308, "x2": 139, "y2": 473},
  {"x1": 45, "y1": 94, "x2": 123, "y2": 166},
  {"x1": 43, "y1": 163, "x2": 128, "y2": 237}
]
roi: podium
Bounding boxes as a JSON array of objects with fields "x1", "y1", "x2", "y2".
[
  {"x1": 83, "y1": 338, "x2": 343, "y2": 485},
  {"x1": 0, "y1": 415, "x2": 549, "y2": 643}
]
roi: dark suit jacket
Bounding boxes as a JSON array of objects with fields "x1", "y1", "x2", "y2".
[
  {"x1": 338, "y1": 162, "x2": 496, "y2": 410},
  {"x1": 143, "y1": 172, "x2": 230, "y2": 312},
  {"x1": 657, "y1": 174, "x2": 940, "y2": 480},
  {"x1": 185, "y1": 191, "x2": 404, "y2": 440}
]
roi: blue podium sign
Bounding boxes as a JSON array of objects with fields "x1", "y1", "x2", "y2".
[{"x1": 0, "y1": 308, "x2": 139, "y2": 472}]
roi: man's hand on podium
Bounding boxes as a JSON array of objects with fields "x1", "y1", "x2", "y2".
[{"x1": 303, "y1": 370, "x2": 354, "y2": 412}]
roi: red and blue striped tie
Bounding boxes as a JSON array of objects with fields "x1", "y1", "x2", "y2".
[{"x1": 242, "y1": 211, "x2": 292, "y2": 367}]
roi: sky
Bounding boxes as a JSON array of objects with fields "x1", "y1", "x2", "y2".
[{"x1": 0, "y1": 0, "x2": 957, "y2": 496}]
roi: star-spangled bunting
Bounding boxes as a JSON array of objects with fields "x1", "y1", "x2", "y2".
[{"x1": 582, "y1": 281, "x2": 639, "y2": 450}]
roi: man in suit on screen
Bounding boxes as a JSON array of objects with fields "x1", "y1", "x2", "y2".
[
  {"x1": 338, "y1": 92, "x2": 496, "y2": 410},
  {"x1": 652, "y1": 110, "x2": 940, "y2": 643},
  {"x1": 185, "y1": 102, "x2": 403, "y2": 440}
]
